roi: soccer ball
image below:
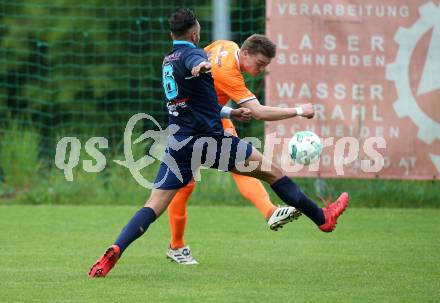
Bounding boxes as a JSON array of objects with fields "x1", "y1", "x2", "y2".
[{"x1": 288, "y1": 131, "x2": 322, "y2": 165}]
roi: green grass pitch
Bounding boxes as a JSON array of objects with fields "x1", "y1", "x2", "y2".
[{"x1": 1, "y1": 205, "x2": 439, "y2": 302}]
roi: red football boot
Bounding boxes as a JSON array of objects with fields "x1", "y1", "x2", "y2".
[
  {"x1": 88, "y1": 245, "x2": 121, "y2": 278},
  {"x1": 319, "y1": 192, "x2": 349, "y2": 232}
]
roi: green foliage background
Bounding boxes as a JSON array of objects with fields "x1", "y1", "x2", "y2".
[
  {"x1": 0, "y1": 0, "x2": 265, "y2": 149},
  {"x1": 0, "y1": 1, "x2": 438, "y2": 207}
]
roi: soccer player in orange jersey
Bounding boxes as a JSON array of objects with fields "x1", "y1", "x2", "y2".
[
  {"x1": 166, "y1": 34, "x2": 316, "y2": 264},
  {"x1": 89, "y1": 10, "x2": 348, "y2": 277}
]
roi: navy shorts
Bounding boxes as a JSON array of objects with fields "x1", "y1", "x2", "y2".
[{"x1": 154, "y1": 132, "x2": 253, "y2": 189}]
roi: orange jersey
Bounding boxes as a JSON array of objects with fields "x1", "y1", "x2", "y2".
[{"x1": 204, "y1": 40, "x2": 256, "y2": 106}]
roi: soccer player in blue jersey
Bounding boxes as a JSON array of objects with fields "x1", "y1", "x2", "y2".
[{"x1": 88, "y1": 8, "x2": 349, "y2": 278}]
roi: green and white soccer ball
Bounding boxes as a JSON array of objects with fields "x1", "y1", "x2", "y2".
[{"x1": 288, "y1": 131, "x2": 322, "y2": 165}]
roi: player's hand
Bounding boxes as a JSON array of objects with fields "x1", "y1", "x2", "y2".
[
  {"x1": 299, "y1": 103, "x2": 315, "y2": 119},
  {"x1": 191, "y1": 61, "x2": 211, "y2": 77},
  {"x1": 231, "y1": 107, "x2": 252, "y2": 123}
]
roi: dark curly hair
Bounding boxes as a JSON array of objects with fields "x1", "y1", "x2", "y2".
[{"x1": 169, "y1": 8, "x2": 197, "y2": 37}]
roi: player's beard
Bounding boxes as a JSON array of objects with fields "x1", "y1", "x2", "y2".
[{"x1": 193, "y1": 34, "x2": 200, "y2": 46}]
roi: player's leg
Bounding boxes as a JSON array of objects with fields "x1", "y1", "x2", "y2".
[
  {"x1": 232, "y1": 147, "x2": 349, "y2": 232},
  {"x1": 233, "y1": 147, "x2": 323, "y2": 223},
  {"x1": 166, "y1": 181, "x2": 199, "y2": 264},
  {"x1": 89, "y1": 156, "x2": 194, "y2": 277},
  {"x1": 88, "y1": 188, "x2": 178, "y2": 278},
  {"x1": 118, "y1": 188, "x2": 178, "y2": 253},
  {"x1": 222, "y1": 119, "x2": 276, "y2": 218},
  {"x1": 231, "y1": 173, "x2": 275, "y2": 218},
  {"x1": 231, "y1": 173, "x2": 302, "y2": 230},
  {"x1": 168, "y1": 181, "x2": 195, "y2": 249},
  {"x1": 223, "y1": 119, "x2": 301, "y2": 229}
]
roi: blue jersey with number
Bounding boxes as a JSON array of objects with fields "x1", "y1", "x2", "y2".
[{"x1": 162, "y1": 41, "x2": 223, "y2": 135}]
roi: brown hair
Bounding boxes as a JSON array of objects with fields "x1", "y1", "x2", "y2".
[{"x1": 241, "y1": 34, "x2": 276, "y2": 58}]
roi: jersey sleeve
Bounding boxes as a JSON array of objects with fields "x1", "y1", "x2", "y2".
[
  {"x1": 214, "y1": 68, "x2": 256, "y2": 104},
  {"x1": 183, "y1": 49, "x2": 208, "y2": 71}
]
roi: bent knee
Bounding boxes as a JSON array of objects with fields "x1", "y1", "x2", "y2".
[
  {"x1": 183, "y1": 181, "x2": 196, "y2": 193},
  {"x1": 271, "y1": 163, "x2": 283, "y2": 179}
]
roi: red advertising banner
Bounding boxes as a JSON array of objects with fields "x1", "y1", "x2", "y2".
[{"x1": 265, "y1": 0, "x2": 440, "y2": 179}]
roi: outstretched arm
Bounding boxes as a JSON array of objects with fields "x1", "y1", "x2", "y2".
[
  {"x1": 230, "y1": 107, "x2": 252, "y2": 123},
  {"x1": 220, "y1": 106, "x2": 251, "y2": 123},
  {"x1": 240, "y1": 99, "x2": 314, "y2": 121},
  {"x1": 212, "y1": 65, "x2": 314, "y2": 121}
]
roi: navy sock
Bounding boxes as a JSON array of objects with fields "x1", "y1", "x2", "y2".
[
  {"x1": 114, "y1": 207, "x2": 156, "y2": 254},
  {"x1": 271, "y1": 176, "x2": 325, "y2": 226}
]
